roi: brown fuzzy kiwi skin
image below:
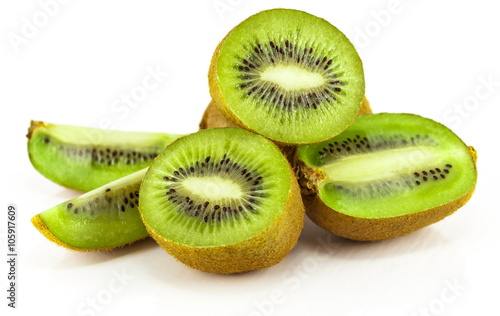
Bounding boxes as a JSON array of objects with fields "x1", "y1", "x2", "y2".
[
  {"x1": 141, "y1": 165, "x2": 305, "y2": 274},
  {"x1": 298, "y1": 146, "x2": 477, "y2": 241},
  {"x1": 27, "y1": 120, "x2": 48, "y2": 139},
  {"x1": 31, "y1": 215, "x2": 147, "y2": 252},
  {"x1": 357, "y1": 96, "x2": 372, "y2": 115},
  {"x1": 303, "y1": 186, "x2": 475, "y2": 241},
  {"x1": 199, "y1": 101, "x2": 238, "y2": 130}
]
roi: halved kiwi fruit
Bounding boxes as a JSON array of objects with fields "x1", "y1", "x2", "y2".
[
  {"x1": 296, "y1": 113, "x2": 477, "y2": 241},
  {"x1": 27, "y1": 121, "x2": 181, "y2": 191},
  {"x1": 32, "y1": 169, "x2": 147, "y2": 251},
  {"x1": 209, "y1": 8, "x2": 365, "y2": 145},
  {"x1": 139, "y1": 128, "x2": 305, "y2": 274}
]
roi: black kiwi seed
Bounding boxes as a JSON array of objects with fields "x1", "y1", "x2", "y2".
[{"x1": 67, "y1": 203, "x2": 73, "y2": 209}]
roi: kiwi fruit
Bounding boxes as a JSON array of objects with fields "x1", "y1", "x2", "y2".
[
  {"x1": 296, "y1": 113, "x2": 477, "y2": 241},
  {"x1": 200, "y1": 96, "x2": 373, "y2": 131},
  {"x1": 139, "y1": 128, "x2": 305, "y2": 274},
  {"x1": 27, "y1": 120, "x2": 181, "y2": 191},
  {"x1": 208, "y1": 8, "x2": 365, "y2": 145},
  {"x1": 32, "y1": 168, "x2": 148, "y2": 251}
]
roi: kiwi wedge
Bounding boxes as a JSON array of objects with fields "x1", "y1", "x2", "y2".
[
  {"x1": 139, "y1": 128, "x2": 305, "y2": 274},
  {"x1": 32, "y1": 169, "x2": 147, "y2": 251},
  {"x1": 209, "y1": 8, "x2": 365, "y2": 145},
  {"x1": 296, "y1": 113, "x2": 477, "y2": 241},
  {"x1": 27, "y1": 121, "x2": 181, "y2": 191}
]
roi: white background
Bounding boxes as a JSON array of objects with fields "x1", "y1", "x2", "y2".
[{"x1": 1, "y1": 0, "x2": 499, "y2": 315}]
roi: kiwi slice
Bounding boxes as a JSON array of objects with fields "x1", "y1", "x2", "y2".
[
  {"x1": 139, "y1": 128, "x2": 305, "y2": 274},
  {"x1": 209, "y1": 8, "x2": 365, "y2": 144},
  {"x1": 27, "y1": 121, "x2": 181, "y2": 191},
  {"x1": 32, "y1": 169, "x2": 147, "y2": 251},
  {"x1": 296, "y1": 113, "x2": 477, "y2": 241}
]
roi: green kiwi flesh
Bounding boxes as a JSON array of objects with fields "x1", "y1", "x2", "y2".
[
  {"x1": 32, "y1": 169, "x2": 147, "y2": 251},
  {"x1": 139, "y1": 128, "x2": 305, "y2": 273},
  {"x1": 209, "y1": 8, "x2": 365, "y2": 144},
  {"x1": 27, "y1": 121, "x2": 181, "y2": 191},
  {"x1": 297, "y1": 113, "x2": 477, "y2": 240}
]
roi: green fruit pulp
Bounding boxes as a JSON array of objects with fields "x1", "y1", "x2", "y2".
[
  {"x1": 215, "y1": 8, "x2": 365, "y2": 144},
  {"x1": 297, "y1": 113, "x2": 477, "y2": 218},
  {"x1": 28, "y1": 121, "x2": 181, "y2": 191},
  {"x1": 139, "y1": 128, "x2": 293, "y2": 247},
  {"x1": 37, "y1": 169, "x2": 148, "y2": 249}
]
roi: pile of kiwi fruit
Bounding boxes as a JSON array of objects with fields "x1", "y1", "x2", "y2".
[{"x1": 29, "y1": 8, "x2": 477, "y2": 274}]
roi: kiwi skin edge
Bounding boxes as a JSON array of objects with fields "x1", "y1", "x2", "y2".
[
  {"x1": 31, "y1": 215, "x2": 148, "y2": 252},
  {"x1": 141, "y1": 165, "x2": 305, "y2": 274},
  {"x1": 298, "y1": 146, "x2": 477, "y2": 241}
]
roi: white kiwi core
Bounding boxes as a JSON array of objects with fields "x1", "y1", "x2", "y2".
[
  {"x1": 260, "y1": 65, "x2": 325, "y2": 91},
  {"x1": 181, "y1": 176, "x2": 243, "y2": 200}
]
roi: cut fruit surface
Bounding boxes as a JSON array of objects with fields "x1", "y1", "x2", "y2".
[
  {"x1": 297, "y1": 113, "x2": 477, "y2": 240},
  {"x1": 139, "y1": 128, "x2": 305, "y2": 273},
  {"x1": 209, "y1": 8, "x2": 365, "y2": 144},
  {"x1": 32, "y1": 169, "x2": 148, "y2": 251},
  {"x1": 27, "y1": 121, "x2": 181, "y2": 191}
]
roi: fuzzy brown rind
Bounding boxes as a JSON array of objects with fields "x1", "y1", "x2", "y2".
[
  {"x1": 26, "y1": 120, "x2": 48, "y2": 139},
  {"x1": 143, "y1": 167, "x2": 305, "y2": 274},
  {"x1": 303, "y1": 185, "x2": 475, "y2": 241},
  {"x1": 358, "y1": 96, "x2": 372, "y2": 115},
  {"x1": 31, "y1": 214, "x2": 147, "y2": 252},
  {"x1": 199, "y1": 101, "x2": 238, "y2": 130}
]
